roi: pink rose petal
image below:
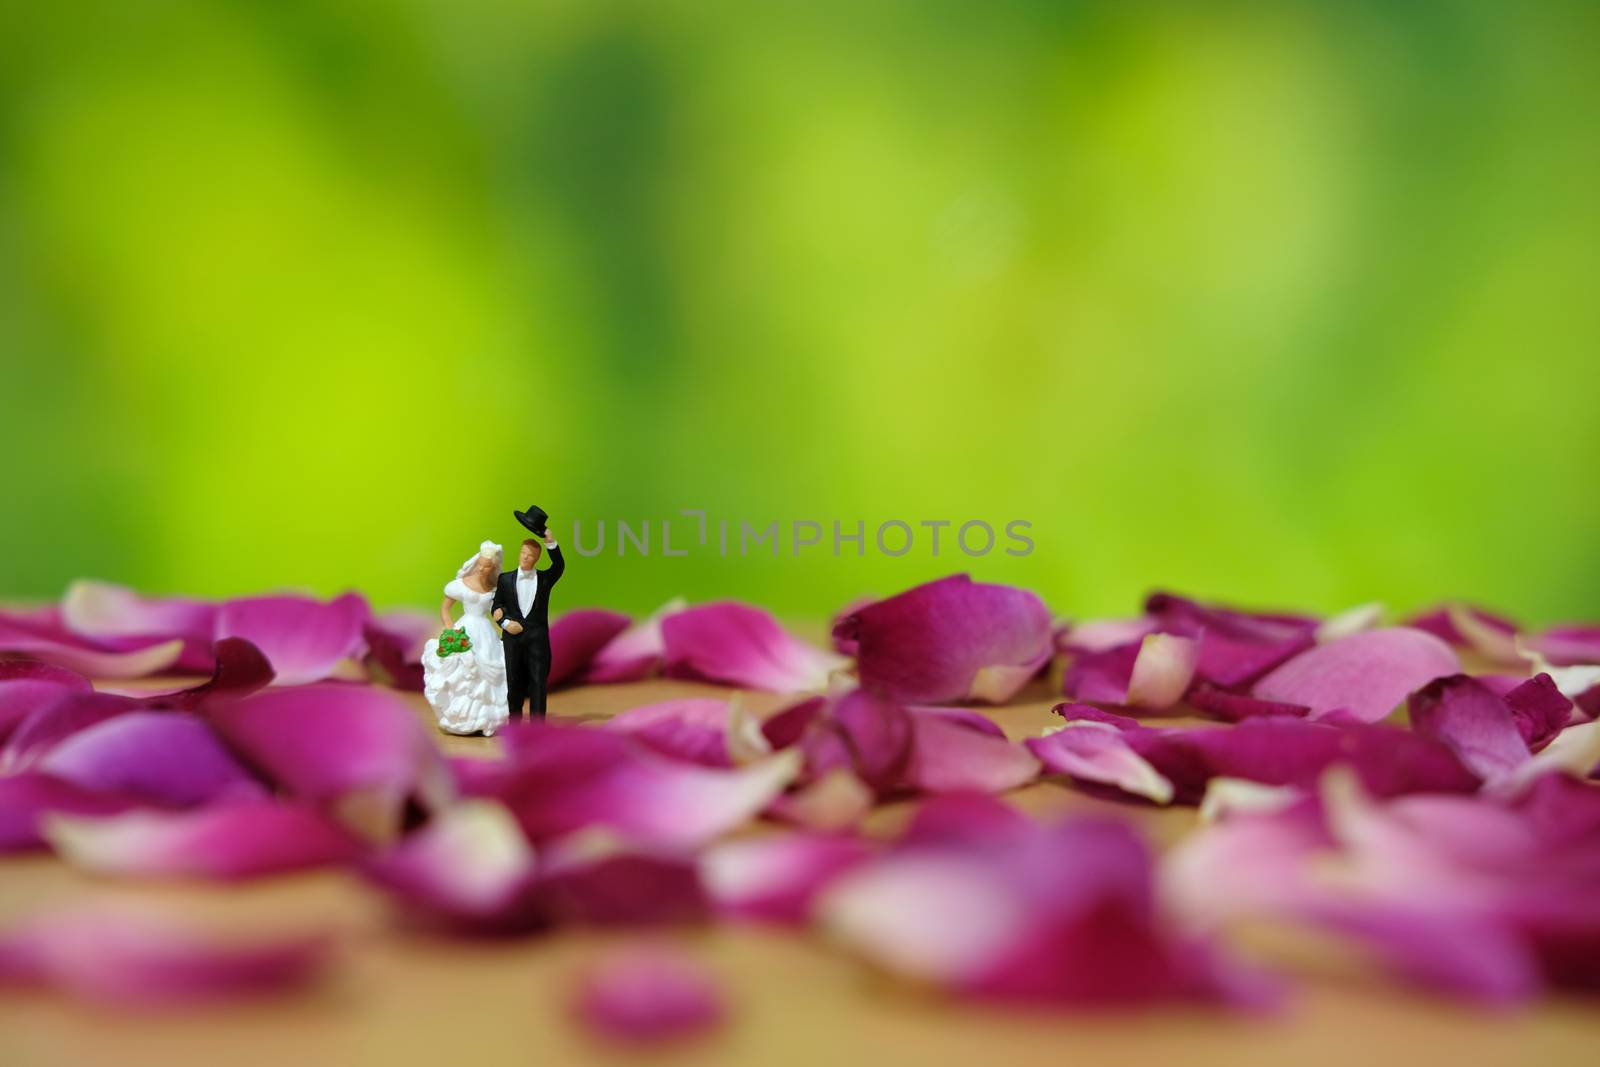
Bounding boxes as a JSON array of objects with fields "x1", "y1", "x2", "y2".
[
  {"x1": 603, "y1": 699, "x2": 736, "y2": 767},
  {"x1": 834, "y1": 575, "x2": 1052, "y2": 705},
  {"x1": 701, "y1": 832, "x2": 874, "y2": 924},
  {"x1": 45, "y1": 800, "x2": 360, "y2": 880},
  {"x1": 0, "y1": 773, "x2": 141, "y2": 853},
  {"x1": 1125, "y1": 632, "x2": 1200, "y2": 709},
  {"x1": 362, "y1": 609, "x2": 435, "y2": 691},
  {"x1": 902, "y1": 709, "x2": 1040, "y2": 795},
  {"x1": 492, "y1": 722, "x2": 800, "y2": 848},
  {"x1": 0, "y1": 609, "x2": 184, "y2": 679},
  {"x1": 1529, "y1": 625, "x2": 1600, "y2": 668},
  {"x1": 549, "y1": 608, "x2": 633, "y2": 689},
  {"x1": 661, "y1": 601, "x2": 844, "y2": 692},
  {"x1": 61, "y1": 580, "x2": 218, "y2": 673},
  {"x1": 1409, "y1": 676, "x2": 1533, "y2": 787},
  {"x1": 574, "y1": 946, "x2": 724, "y2": 1042},
  {"x1": 0, "y1": 661, "x2": 91, "y2": 744},
  {"x1": 214, "y1": 593, "x2": 371, "y2": 686},
  {"x1": 581, "y1": 599, "x2": 684, "y2": 684},
  {"x1": 1027, "y1": 723, "x2": 1175, "y2": 804},
  {"x1": 36, "y1": 710, "x2": 265, "y2": 807},
  {"x1": 204, "y1": 684, "x2": 454, "y2": 839},
  {"x1": 0, "y1": 905, "x2": 332, "y2": 1006},
  {"x1": 1253, "y1": 627, "x2": 1460, "y2": 723}
]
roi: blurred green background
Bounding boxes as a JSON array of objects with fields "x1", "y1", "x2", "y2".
[{"x1": 2, "y1": 0, "x2": 1597, "y2": 623}]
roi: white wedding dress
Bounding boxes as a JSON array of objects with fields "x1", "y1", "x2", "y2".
[{"x1": 421, "y1": 579, "x2": 508, "y2": 736}]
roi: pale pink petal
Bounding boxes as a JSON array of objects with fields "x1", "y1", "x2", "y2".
[
  {"x1": 581, "y1": 599, "x2": 684, "y2": 684},
  {"x1": 834, "y1": 575, "x2": 1052, "y2": 705},
  {"x1": 701, "y1": 833, "x2": 874, "y2": 923},
  {"x1": 602, "y1": 699, "x2": 734, "y2": 767},
  {"x1": 550, "y1": 608, "x2": 633, "y2": 688},
  {"x1": 493, "y1": 723, "x2": 801, "y2": 848},
  {"x1": 902, "y1": 710, "x2": 1040, "y2": 795},
  {"x1": 203, "y1": 684, "x2": 454, "y2": 840},
  {"x1": 1125, "y1": 633, "x2": 1200, "y2": 709},
  {"x1": 362, "y1": 801, "x2": 542, "y2": 934},
  {"x1": 0, "y1": 774, "x2": 141, "y2": 853},
  {"x1": 1253, "y1": 627, "x2": 1460, "y2": 723},
  {"x1": 60, "y1": 580, "x2": 218, "y2": 671},
  {"x1": 765, "y1": 768, "x2": 875, "y2": 831},
  {"x1": 45, "y1": 801, "x2": 360, "y2": 880},
  {"x1": 574, "y1": 946, "x2": 724, "y2": 1042},
  {"x1": 36, "y1": 711, "x2": 265, "y2": 807},
  {"x1": 1027, "y1": 723, "x2": 1175, "y2": 804},
  {"x1": 0, "y1": 905, "x2": 332, "y2": 1006},
  {"x1": 0, "y1": 611, "x2": 184, "y2": 679},
  {"x1": 1058, "y1": 616, "x2": 1157, "y2": 655},
  {"x1": 214, "y1": 593, "x2": 371, "y2": 686},
  {"x1": 661, "y1": 602, "x2": 844, "y2": 692}
]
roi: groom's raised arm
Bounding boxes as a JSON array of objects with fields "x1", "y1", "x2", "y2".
[{"x1": 543, "y1": 538, "x2": 565, "y2": 585}]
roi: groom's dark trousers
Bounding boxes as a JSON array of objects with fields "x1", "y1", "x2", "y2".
[{"x1": 493, "y1": 545, "x2": 565, "y2": 720}]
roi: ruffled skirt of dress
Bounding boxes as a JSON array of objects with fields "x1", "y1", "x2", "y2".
[{"x1": 422, "y1": 629, "x2": 508, "y2": 736}]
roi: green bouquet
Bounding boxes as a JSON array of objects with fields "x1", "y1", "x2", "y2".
[{"x1": 437, "y1": 626, "x2": 472, "y2": 658}]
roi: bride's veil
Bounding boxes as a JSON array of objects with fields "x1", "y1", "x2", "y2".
[{"x1": 456, "y1": 540, "x2": 504, "y2": 581}]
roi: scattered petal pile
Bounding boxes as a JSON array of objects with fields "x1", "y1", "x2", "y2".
[{"x1": 1, "y1": 578, "x2": 1598, "y2": 1032}]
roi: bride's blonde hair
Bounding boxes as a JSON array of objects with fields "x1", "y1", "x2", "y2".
[{"x1": 456, "y1": 541, "x2": 503, "y2": 586}]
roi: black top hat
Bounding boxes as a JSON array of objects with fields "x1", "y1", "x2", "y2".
[{"x1": 514, "y1": 505, "x2": 549, "y2": 537}]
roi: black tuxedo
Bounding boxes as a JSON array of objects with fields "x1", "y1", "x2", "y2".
[{"x1": 492, "y1": 545, "x2": 565, "y2": 719}]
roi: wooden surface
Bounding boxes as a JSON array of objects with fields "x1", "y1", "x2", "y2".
[{"x1": 2, "y1": 675, "x2": 1597, "y2": 1067}]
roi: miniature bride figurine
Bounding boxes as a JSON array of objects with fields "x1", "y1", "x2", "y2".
[{"x1": 421, "y1": 541, "x2": 509, "y2": 736}]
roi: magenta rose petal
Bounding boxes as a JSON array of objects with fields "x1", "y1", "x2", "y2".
[
  {"x1": 213, "y1": 593, "x2": 371, "y2": 686},
  {"x1": 362, "y1": 801, "x2": 543, "y2": 935},
  {"x1": 0, "y1": 662, "x2": 91, "y2": 744},
  {"x1": 36, "y1": 710, "x2": 265, "y2": 807},
  {"x1": 549, "y1": 609, "x2": 633, "y2": 689},
  {"x1": 829, "y1": 595, "x2": 878, "y2": 655},
  {"x1": 836, "y1": 575, "x2": 1053, "y2": 705},
  {"x1": 1252, "y1": 627, "x2": 1460, "y2": 723},
  {"x1": 1500, "y1": 675, "x2": 1575, "y2": 749},
  {"x1": 661, "y1": 602, "x2": 844, "y2": 693},
  {"x1": 902, "y1": 709, "x2": 1039, "y2": 795},
  {"x1": 2, "y1": 690, "x2": 142, "y2": 772},
  {"x1": 61, "y1": 580, "x2": 218, "y2": 673},
  {"x1": 1530, "y1": 625, "x2": 1600, "y2": 668},
  {"x1": 362, "y1": 609, "x2": 435, "y2": 691},
  {"x1": 1186, "y1": 685, "x2": 1310, "y2": 722},
  {"x1": 493, "y1": 722, "x2": 801, "y2": 848},
  {"x1": 831, "y1": 690, "x2": 914, "y2": 792},
  {"x1": 602, "y1": 699, "x2": 736, "y2": 767},
  {"x1": 581, "y1": 599, "x2": 684, "y2": 684},
  {"x1": 820, "y1": 814, "x2": 1269, "y2": 1007},
  {"x1": 0, "y1": 905, "x2": 332, "y2": 1006},
  {"x1": 45, "y1": 800, "x2": 361, "y2": 880},
  {"x1": 1408, "y1": 676, "x2": 1532, "y2": 787},
  {"x1": 1026, "y1": 723, "x2": 1175, "y2": 804},
  {"x1": 0, "y1": 609, "x2": 185, "y2": 679},
  {"x1": 574, "y1": 945, "x2": 724, "y2": 1042},
  {"x1": 0, "y1": 773, "x2": 141, "y2": 853},
  {"x1": 204, "y1": 684, "x2": 454, "y2": 839},
  {"x1": 1060, "y1": 641, "x2": 1142, "y2": 704},
  {"x1": 532, "y1": 847, "x2": 709, "y2": 927},
  {"x1": 701, "y1": 832, "x2": 874, "y2": 924}
]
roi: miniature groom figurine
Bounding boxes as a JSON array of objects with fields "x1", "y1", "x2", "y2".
[{"x1": 493, "y1": 504, "x2": 565, "y2": 721}]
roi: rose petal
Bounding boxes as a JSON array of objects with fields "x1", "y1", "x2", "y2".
[
  {"x1": 361, "y1": 609, "x2": 435, "y2": 691},
  {"x1": 1501, "y1": 674, "x2": 1573, "y2": 751},
  {"x1": 831, "y1": 690, "x2": 914, "y2": 792},
  {"x1": 1058, "y1": 617, "x2": 1158, "y2": 655},
  {"x1": 204, "y1": 684, "x2": 454, "y2": 839},
  {"x1": 1407, "y1": 675, "x2": 1533, "y2": 787},
  {"x1": 581, "y1": 598, "x2": 684, "y2": 684},
  {"x1": 1406, "y1": 604, "x2": 1523, "y2": 662},
  {"x1": 0, "y1": 662, "x2": 91, "y2": 744},
  {"x1": 1, "y1": 691, "x2": 142, "y2": 773},
  {"x1": 828, "y1": 595, "x2": 879, "y2": 655},
  {"x1": 1316, "y1": 602, "x2": 1384, "y2": 644},
  {"x1": 661, "y1": 602, "x2": 844, "y2": 692},
  {"x1": 902, "y1": 709, "x2": 1040, "y2": 795},
  {"x1": 701, "y1": 832, "x2": 874, "y2": 923},
  {"x1": 533, "y1": 845, "x2": 709, "y2": 927},
  {"x1": 362, "y1": 801, "x2": 543, "y2": 934},
  {"x1": 1527, "y1": 625, "x2": 1600, "y2": 668},
  {"x1": 214, "y1": 593, "x2": 371, "y2": 686},
  {"x1": 61, "y1": 580, "x2": 218, "y2": 673},
  {"x1": 37, "y1": 711, "x2": 265, "y2": 807},
  {"x1": 1125, "y1": 633, "x2": 1200, "y2": 709},
  {"x1": 45, "y1": 800, "x2": 360, "y2": 880},
  {"x1": 574, "y1": 946, "x2": 724, "y2": 1042},
  {"x1": 0, "y1": 774, "x2": 141, "y2": 853},
  {"x1": 765, "y1": 767, "x2": 875, "y2": 831},
  {"x1": 1060, "y1": 642, "x2": 1141, "y2": 704},
  {"x1": 549, "y1": 609, "x2": 633, "y2": 689},
  {"x1": 0, "y1": 905, "x2": 332, "y2": 1006},
  {"x1": 836, "y1": 575, "x2": 1052, "y2": 705},
  {"x1": 603, "y1": 699, "x2": 735, "y2": 767},
  {"x1": 0, "y1": 609, "x2": 185, "y2": 679},
  {"x1": 1253, "y1": 627, "x2": 1460, "y2": 723},
  {"x1": 492, "y1": 722, "x2": 800, "y2": 848},
  {"x1": 1027, "y1": 722, "x2": 1175, "y2": 804},
  {"x1": 1186, "y1": 685, "x2": 1310, "y2": 722},
  {"x1": 1054, "y1": 703, "x2": 1479, "y2": 802}
]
